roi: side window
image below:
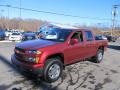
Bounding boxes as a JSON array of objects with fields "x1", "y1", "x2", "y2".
[
  {"x1": 85, "y1": 31, "x2": 93, "y2": 41},
  {"x1": 71, "y1": 31, "x2": 83, "y2": 42}
]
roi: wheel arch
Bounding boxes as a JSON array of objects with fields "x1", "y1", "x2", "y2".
[
  {"x1": 45, "y1": 53, "x2": 64, "y2": 64},
  {"x1": 98, "y1": 46, "x2": 104, "y2": 54}
]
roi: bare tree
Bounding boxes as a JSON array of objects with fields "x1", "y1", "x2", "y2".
[{"x1": 0, "y1": 17, "x2": 47, "y2": 31}]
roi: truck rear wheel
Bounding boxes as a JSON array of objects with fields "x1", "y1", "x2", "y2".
[
  {"x1": 43, "y1": 58, "x2": 63, "y2": 83},
  {"x1": 93, "y1": 49, "x2": 104, "y2": 63}
]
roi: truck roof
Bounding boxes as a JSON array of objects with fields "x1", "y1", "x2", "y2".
[{"x1": 60, "y1": 28, "x2": 92, "y2": 32}]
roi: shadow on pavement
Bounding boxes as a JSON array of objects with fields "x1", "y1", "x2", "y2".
[
  {"x1": 0, "y1": 55, "x2": 56, "y2": 90},
  {"x1": 108, "y1": 45, "x2": 120, "y2": 50}
]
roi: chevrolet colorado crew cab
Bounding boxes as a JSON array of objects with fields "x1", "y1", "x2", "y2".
[{"x1": 11, "y1": 28, "x2": 108, "y2": 82}]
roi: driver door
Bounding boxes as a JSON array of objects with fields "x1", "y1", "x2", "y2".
[{"x1": 64, "y1": 31, "x2": 86, "y2": 64}]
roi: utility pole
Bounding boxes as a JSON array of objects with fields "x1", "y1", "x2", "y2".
[
  {"x1": 0, "y1": 9, "x2": 4, "y2": 17},
  {"x1": 20, "y1": 0, "x2": 21, "y2": 18},
  {"x1": 19, "y1": 0, "x2": 21, "y2": 30},
  {"x1": 7, "y1": 5, "x2": 10, "y2": 19},
  {"x1": 111, "y1": 5, "x2": 119, "y2": 36},
  {"x1": 6, "y1": 5, "x2": 10, "y2": 30}
]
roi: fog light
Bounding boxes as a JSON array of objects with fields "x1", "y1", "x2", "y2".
[
  {"x1": 25, "y1": 57, "x2": 40, "y2": 63},
  {"x1": 26, "y1": 57, "x2": 36, "y2": 62}
]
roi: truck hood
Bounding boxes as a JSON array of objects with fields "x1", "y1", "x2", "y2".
[{"x1": 16, "y1": 39, "x2": 60, "y2": 50}]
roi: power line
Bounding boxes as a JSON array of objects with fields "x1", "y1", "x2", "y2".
[{"x1": 0, "y1": 4, "x2": 117, "y2": 21}]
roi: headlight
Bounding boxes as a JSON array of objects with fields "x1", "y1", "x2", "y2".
[{"x1": 27, "y1": 50, "x2": 42, "y2": 54}]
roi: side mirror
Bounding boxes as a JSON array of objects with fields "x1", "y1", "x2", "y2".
[{"x1": 70, "y1": 39, "x2": 79, "y2": 45}]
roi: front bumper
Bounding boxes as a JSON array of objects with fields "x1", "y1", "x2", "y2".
[{"x1": 11, "y1": 54, "x2": 44, "y2": 76}]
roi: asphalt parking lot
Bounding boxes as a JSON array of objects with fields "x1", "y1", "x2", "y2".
[{"x1": 0, "y1": 41, "x2": 120, "y2": 90}]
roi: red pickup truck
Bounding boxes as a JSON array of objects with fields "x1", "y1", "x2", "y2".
[{"x1": 11, "y1": 28, "x2": 108, "y2": 82}]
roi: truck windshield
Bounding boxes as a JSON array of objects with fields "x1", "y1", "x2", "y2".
[
  {"x1": 39, "y1": 28, "x2": 72, "y2": 42},
  {"x1": 12, "y1": 33, "x2": 20, "y2": 35}
]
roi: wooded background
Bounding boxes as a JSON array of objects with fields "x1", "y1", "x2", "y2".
[
  {"x1": 0, "y1": 17, "x2": 47, "y2": 31},
  {"x1": 0, "y1": 17, "x2": 120, "y2": 36}
]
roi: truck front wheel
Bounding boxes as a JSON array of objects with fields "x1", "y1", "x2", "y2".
[{"x1": 43, "y1": 58, "x2": 63, "y2": 83}]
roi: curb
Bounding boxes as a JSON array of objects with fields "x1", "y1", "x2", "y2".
[{"x1": 0, "y1": 41, "x2": 21, "y2": 43}]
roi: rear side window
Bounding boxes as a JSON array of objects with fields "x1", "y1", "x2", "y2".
[{"x1": 85, "y1": 31, "x2": 93, "y2": 41}]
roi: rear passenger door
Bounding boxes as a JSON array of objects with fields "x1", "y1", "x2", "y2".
[{"x1": 85, "y1": 31, "x2": 96, "y2": 58}]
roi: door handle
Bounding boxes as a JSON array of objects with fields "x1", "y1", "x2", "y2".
[{"x1": 86, "y1": 44, "x2": 94, "y2": 46}]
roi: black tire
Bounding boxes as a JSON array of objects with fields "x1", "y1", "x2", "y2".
[
  {"x1": 43, "y1": 58, "x2": 63, "y2": 83},
  {"x1": 93, "y1": 49, "x2": 104, "y2": 63}
]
